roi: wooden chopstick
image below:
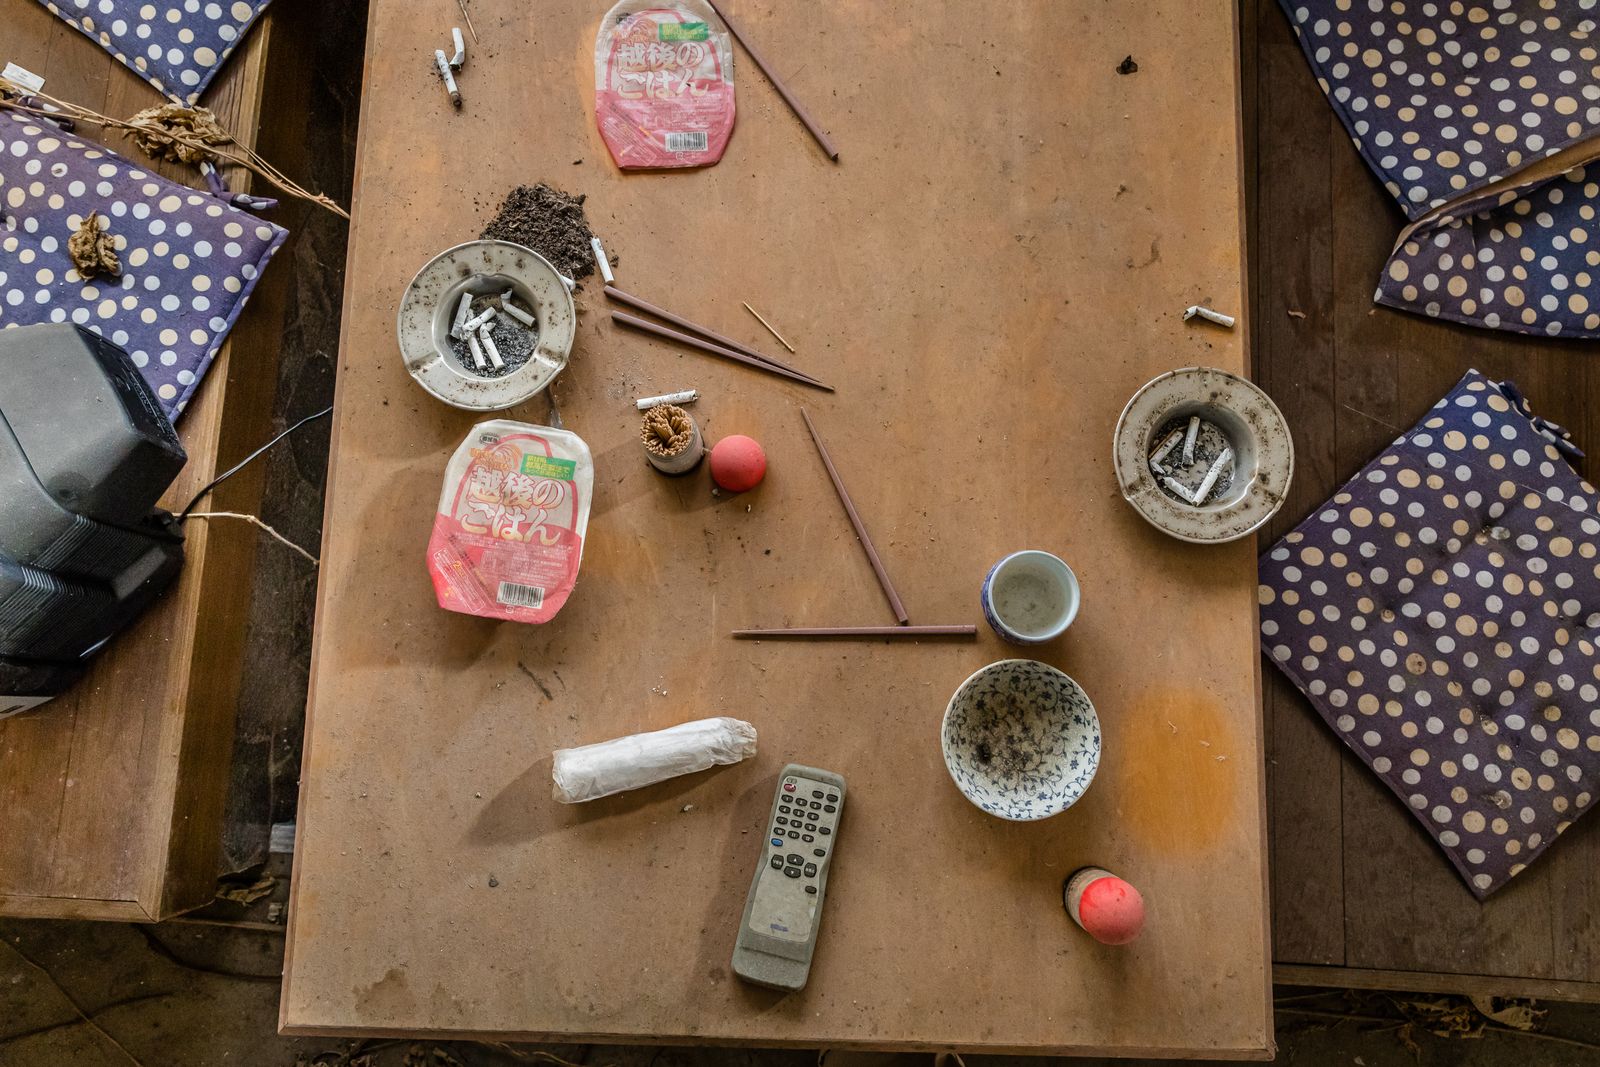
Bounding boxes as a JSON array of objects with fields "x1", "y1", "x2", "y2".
[
  {"x1": 800, "y1": 407, "x2": 910, "y2": 625},
  {"x1": 604, "y1": 286, "x2": 822, "y2": 386},
  {"x1": 705, "y1": 0, "x2": 839, "y2": 162},
  {"x1": 732, "y1": 626, "x2": 976, "y2": 639},
  {"x1": 612, "y1": 312, "x2": 833, "y2": 391}
]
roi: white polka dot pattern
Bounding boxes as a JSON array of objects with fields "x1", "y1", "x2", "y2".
[
  {"x1": 0, "y1": 111, "x2": 286, "y2": 418},
  {"x1": 1282, "y1": 0, "x2": 1600, "y2": 221},
  {"x1": 1259, "y1": 370, "x2": 1598, "y2": 899},
  {"x1": 36, "y1": 0, "x2": 271, "y2": 106},
  {"x1": 1376, "y1": 162, "x2": 1600, "y2": 338}
]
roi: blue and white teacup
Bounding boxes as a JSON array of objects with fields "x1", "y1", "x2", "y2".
[{"x1": 980, "y1": 550, "x2": 1080, "y2": 644}]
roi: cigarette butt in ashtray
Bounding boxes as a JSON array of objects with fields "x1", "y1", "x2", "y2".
[{"x1": 1064, "y1": 866, "x2": 1145, "y2": 945}]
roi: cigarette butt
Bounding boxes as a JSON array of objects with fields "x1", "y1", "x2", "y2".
[
  {"x1": 1193, "y1": 447, "x2": 1234, "y2": 503},
  {"x1": 591, "y1": 237, "x2": 614, "y2": 284},
  {"x1": 559, "y1": 274, "x2": 576, "y2": 292},
  {"x1": 636, "y1": 389, "x2": 698, "y2": 410},
  {"x1": 1183, "y1": 304, "x2": 1236, "y2": 328},
  {"x1": 1162, "y1": 476, "x2": 1198, "y2": 504},
  {"x1": 463, "y1": 306, "x2": 497, "y2": 333},
  {"x1": 499, "y1": 292, "x2": 535, "y2": 327},
  {"x1": 449, "y1": 27, "x2": 466, "y2": 68},
  {"x1": 480, "y1": 325, "x2": 505, "y2": 370},
  {"x1": 450, "y1": 291, "x2": 474, "y2": 339},
  {"x1": 435, "y1": 50, "x2": 461, "y2": 108},
  {"x1": 466, "y1": 331, "x2": 486, "y2": 370},
  {"x1": 1149, "y1": 426, "x2": 1183, "y2": 467},
  {"x1": 1182, "y1": 415, "x2": 1200, "y2": 465}
]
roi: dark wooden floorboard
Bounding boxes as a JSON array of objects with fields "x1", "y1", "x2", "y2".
[{"x1": 1247, "y1": 0, "x2": 1600, "y2": 986}]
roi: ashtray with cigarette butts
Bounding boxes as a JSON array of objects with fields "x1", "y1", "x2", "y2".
[
  {"x1": 397, "y1": 240, "x2": 576, "y2": 411},
  {"x1": 1112, "y1": 366, "x2": 1293, "y2": 544}
]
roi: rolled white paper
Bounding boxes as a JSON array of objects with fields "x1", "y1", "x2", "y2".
[{"x1": 552, "y1": 716, "x2": 757, "y2": 803}]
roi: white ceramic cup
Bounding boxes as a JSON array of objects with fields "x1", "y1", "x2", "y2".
[{"x1": 980, "y1": 550, "x2": 1081, "y2": 644}]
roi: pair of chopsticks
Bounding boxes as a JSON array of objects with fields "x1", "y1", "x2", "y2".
[
  {"x1": 608, "y1": 287, "x2": 832, "y2": 391},
  {"x1": 705, "y1": 0, "x2": 838, "y2": 162},
  {"x1": 733, "y1": 408, "x2": 977, "y2": 641}
]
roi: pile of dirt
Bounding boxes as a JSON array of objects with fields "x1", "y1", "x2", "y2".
[{"x1": 480, "y1": 183, "x2": 606, "y2": 282}]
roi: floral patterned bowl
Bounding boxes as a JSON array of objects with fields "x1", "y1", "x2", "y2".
[{"x1": 941, "y1": 659, "x2": 1101, "y2": 820}]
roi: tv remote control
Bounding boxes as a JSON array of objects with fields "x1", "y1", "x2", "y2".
[{"x1": 732, "y1": 764, "x2": 846, "y2": 991}]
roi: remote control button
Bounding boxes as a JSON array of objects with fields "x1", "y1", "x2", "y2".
[
  {"x1": 819, "y1": 827, "x2": 831, "y2": 835},
  {"x1": 804, "y1": 863, "x2": 817, "y2": 877},
  {"x1": 779, "y1": 805, "x2": 790, "y2": 814},
  {"x1": 813, "y1": 848, "x2": 826, "y2": 858},
  {"x1": 824, "y1": 804, "x2": 836, "y2": 813},
  {"x1": 771, "y1": 838, "x2": 783, "y2": 847},
  {"x1": 811, "y1": 790, "x2": 823, "y2": 799},
  {"x1": 787, "y1": 831, "x2": 799, "y2": 839},
  {"x1": 801, "y1": 834, "x2": 813, "y2": 842},
  {"x1": 810, "y1": 801, "x2": 822, "y2": 810},
  {"x1": 826, "y1": 793, "x2": 838, "y2": 802},
  {"x1": 770, "y1": 855, "x2": 783, "y2": 870},
  {"x1": 786, "y1": 853, "x2": 803, "y2": 864},
  {"x1": 784, "y1": 866, "x2": 802, "y2": 878},
  {"x1": 805, "y1": 885, "x2": 817, "y2": 895},
  {"x1": 783, "y1": 782, "x2": 795, "y2": 793}
]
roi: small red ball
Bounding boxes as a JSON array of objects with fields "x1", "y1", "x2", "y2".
[
  {"x1": 1078, "y1": 875, "x2": 1145, "y2": 946},
  {"x1": 709, "y1": 434, "x2": 767, "y2": 492}
]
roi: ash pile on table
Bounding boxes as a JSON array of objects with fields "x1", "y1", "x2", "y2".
[{"x1": 480, "y1": 183, "x2": 606, "y2": 282}]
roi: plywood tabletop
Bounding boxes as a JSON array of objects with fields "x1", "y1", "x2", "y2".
[{"x1": 283, "y1": 1, "x2": 1273, "y2": 1055}]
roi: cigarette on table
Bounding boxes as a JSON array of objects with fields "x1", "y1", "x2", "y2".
[
  {"x1": 448, "y1": 27, "x2": 466, "y2": 68},
  {"x1": 450, "y1": 291, "x2": 474, "y2": 339},
  {"x1": 1193, "y1": 447, "x2": 1234, "y2": 503},
  {"x1": 499, "y1": 291, "x2": 535, "y2": 327},
  {"x1": 1183, "y1": 304, "x2": 1236, "y2": 328},
  {"x1": 590, "y1": 237, "x2": 614, "y2": 284},
  {"x1": 1162, "y1": 476, "x2": 1198, "y2": 504},
  {"x1": 1182, "y1": 415, "x2": 1200, "y2": 465},
  {"x1": 479, "y1": 325, "x2": 505, "y2": 370},
  {"x1": 636, "y1": 389, "x2": 698, "y2": 410},
  {"x1": 434, "y1": 49, "x2": 461, "y2": 108},
  {"x1": 463, "y1": 306, "x2": 497, "y2": 333},
  {"x1": 466, "y1": 331, "x2": 487, "y2": 370}
]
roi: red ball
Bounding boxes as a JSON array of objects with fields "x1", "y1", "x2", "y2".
[
  {"x1": 709, "y1": 435, "x2": 767, "y2": 492},
  {"x1": 1078, "y1": 875, "x2": 1145, "y2": 946}
]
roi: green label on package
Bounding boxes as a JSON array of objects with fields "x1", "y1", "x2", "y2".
[
  {"x1": 658, "y1": 21, "x2": 708, "y2": 40},
  {"x1": 522, "y1": 455, "x2": 577, "y2": 480}
]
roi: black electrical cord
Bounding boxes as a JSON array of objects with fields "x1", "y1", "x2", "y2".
[{"x1": 177, "y1": 405, "x2": 333, "y2": 523}]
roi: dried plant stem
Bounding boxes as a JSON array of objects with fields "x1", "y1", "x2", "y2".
[
  {"x1": 185, "y1": 511, "x2": 319, "y2": 565},
  {"x1": 0, "y1": 84, "x2": 348, "y2": 219}
]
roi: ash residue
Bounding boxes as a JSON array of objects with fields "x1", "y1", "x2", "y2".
[
  {"x1": 1151, "y1": 415, "x2": 1234, "y2": 505},
  {"x1": 450, "y1": 316, "x2": 537, "y2": 380},
  {"x1": 480, "y1": 184, "x2": 606, "y2": 282}
]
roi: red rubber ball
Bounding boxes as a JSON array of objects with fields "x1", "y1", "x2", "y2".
[{"x1": 710, "y1": 435, "x2": 767, "y2": 492}]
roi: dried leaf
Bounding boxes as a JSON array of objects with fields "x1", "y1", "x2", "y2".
[
  {"x1": 67, "y1": 212, "x2": 120, "y2": 281},
  {"x1": 124, "y1": 103, "x2": 231, "y2": 165},
  {"x1": 1469, "y1": 994, "x2": 1544, "y2": 1031},
  {"x1": 215, "y1": 873, "x2": 275, "y2": 905}
]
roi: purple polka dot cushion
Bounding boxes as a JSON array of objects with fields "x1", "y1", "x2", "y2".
[
  {"x1": 1376, "y1": 162, "x2": 1600, "y2": 339},
  {"x1": 1278, "y1": 0, "x2": 1600, "y2": 222},
  {"x1": 0, "y1": 111, "x2": 286, "y2": 419},
  {"x1": 1259, "y1": 370, "x2": 1600, "y2": 899},
  {"x1": 37, "y1": 0, "x2": 272, "y2": 105}
]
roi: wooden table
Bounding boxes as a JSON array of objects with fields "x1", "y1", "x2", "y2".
[
  {"x1": 0, "y1": 0, "x2": 290, "y2": 922},
  {"x1": 282, "y1": 1, "x2": 1273, "y2": 1055},
  {"x1": 1245, "y1": 0, "x2": 1600, "y2": 1003}
]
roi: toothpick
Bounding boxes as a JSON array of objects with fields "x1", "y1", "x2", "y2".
[
  {"x1": 742, "y1": 301, "x2": 796, "y2": 353},
  {"x1": 456, "y1": 0, "x2": 480, "y2": 43}
]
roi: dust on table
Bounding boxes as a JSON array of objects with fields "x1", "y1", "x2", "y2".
[
  {"x1": 1151, "y1": 415, "x2": 1234, "y2": 505},
  {"x1": 451, "y1": 315, "x2": 537, "y2": 379},
  {"x1": 480, "y1": 183, "x2": 607, "y2": 282}
]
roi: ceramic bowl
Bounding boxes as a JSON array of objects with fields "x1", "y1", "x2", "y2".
[
  {"x1": 396, "y1": 240, "x2": 576, "y2": 411},
  {"x1": 1112, "y1": 366, "x2": 1294, "y2": 543},
  {"x1": 941, "y1": 659, "x2": 1101, "y2": 820},
  {"x1": 980, "y1": 550, "x2": 1081, "y2": 644}
]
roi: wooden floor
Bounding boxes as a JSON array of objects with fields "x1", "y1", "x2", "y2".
[{"x1": 1244, "y1": 0, "x2": 1600, "y2": 998}]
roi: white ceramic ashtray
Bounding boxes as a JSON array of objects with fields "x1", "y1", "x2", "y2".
[
  {"x1": 1113, "y1": 366, "x2": 1293, "y2": 544},
  {"x1": 941, "y1": 659, "x2": 1101, "y2": 821},
  {"x1": 397, "y1": 240, "x2": 576, "y2": 411}
]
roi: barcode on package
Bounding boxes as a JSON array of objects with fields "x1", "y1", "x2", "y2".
[
  {"x1": 496, "y1": 581, "x2": 545, "y2": 609},
  {"x1": 664, "y1": 131, "x2": 708, "y2": 152}
]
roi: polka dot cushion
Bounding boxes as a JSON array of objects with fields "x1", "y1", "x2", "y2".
[
  {"x1": 1376, "y1": 162, "x2": 1600, "y2": 339},
  {"x1": 1259, "y1": 370, "x2": 1600, "y2": 899},
  {"x1": 0, "y1": 111, "x2": 286, "y2": 419},
  {"x1": 1279, "y1": 0, "x2": 1600, "y2": 222},
  {"x1": 37, "y1": 0, "x2": 272, "y2": 105}
]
